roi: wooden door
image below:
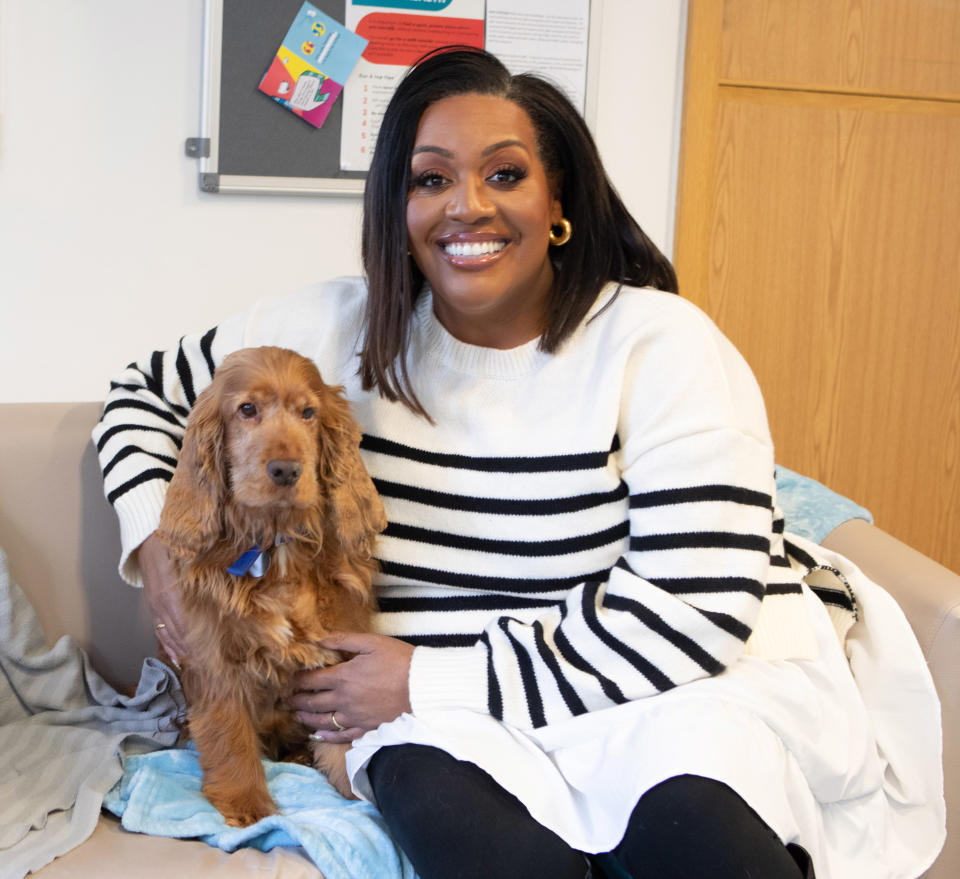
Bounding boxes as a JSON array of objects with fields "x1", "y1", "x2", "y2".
[{"x1": 675, "y1": 0, "x2": 960, "y2": 572}]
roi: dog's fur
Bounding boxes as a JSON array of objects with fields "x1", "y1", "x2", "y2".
[{"x1": 157, "y1": 346, "x2": 386, "y2": 827}]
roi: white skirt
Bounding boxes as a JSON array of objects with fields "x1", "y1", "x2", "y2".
[{"x1": 347, "y1": 537, "x2": 945, "y2": 879}]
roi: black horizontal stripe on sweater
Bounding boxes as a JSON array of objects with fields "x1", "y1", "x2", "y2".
[
  {"x1": 384, "y1": 521, "x2": 630, "y2": 557},
  {"x1": 376, "y1": 560, "x2": 611, "y2": 594},
  {"x1": 615, "y1": 557, "x2": 765, "y2": 600},
  {"x1": 106, "y1": 382, "x2": 190, "y2": 421},
  {"x1": 647, "y1": 575, "x2": 765, "y2": 600},
  {"x1": 106, "y1": 467, "x2": 174, "y2": 505},
  {"x1": 102, "y1": 445, "x2": 179, "y2": 479},
  {"x1": 630, "y1": 485, "x2": 772, "y2": 511},
  {"x1": 695, "y1": 607, "x2": 753, "y2": 641},
  {"x1": 95, "y1": 423, "x2": 184, "y2": 455},
  {"x1": 810, "y1": 587, "x2": 856, "y2": 613},
  {"x1": 631, "y1": 531, "x2": 770, "y2": 554},
  {"x1": 372, "y1": 478, "x2": 629, "y2": 516},
  {"x1": 377, "y1": 594, "x2": 563, "y2": 613},
  {"x1": 361, "y1": 435, "x2": 618, "y2": 473},
  {"x1": 100, "y1": 397, "x2": 185, "y2": 428},
  {"x1": 765, "y1": 583, "x2": 803, "y2": 596},
  {"x1": 399, "y1": 633, "x2": 483, "y2": 648}
]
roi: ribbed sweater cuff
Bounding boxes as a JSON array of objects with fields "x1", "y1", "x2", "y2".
[
  {"x1": 743, "y1": 591, "x2": 819, "y2": 660},
  {"x1": 114, "y1": 480, "x2": 169, "y2": 587},
  {"x1": 408, "y1": 645, "x2": 490, "y2": 715}
]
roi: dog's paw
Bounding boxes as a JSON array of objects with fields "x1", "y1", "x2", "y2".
[
  {"x1": 311, "y1": 740, "x2": 358, "y2": 800},
  {"x1": 292, "y1": 644, "x2": 343, "y2": 669},
  {"x1": 210, "y1": 791, "x2": 277, "y2": 827},
  {"x1": 221, "y1": 802, "x2": 276, "y2": 828}
]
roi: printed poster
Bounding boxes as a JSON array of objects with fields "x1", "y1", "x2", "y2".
[
  {"x1": 485, "y1": 0, "x2": 590, "y2": 114},
  {"x1": 259, "y1": 2, "x2": 368, "y2": 131},
  {"x1": 340, "y1": 0, "x2": 486, "y2": 172}
]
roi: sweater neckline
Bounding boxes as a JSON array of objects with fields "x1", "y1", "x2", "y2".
[
  {"x1": 412, "y1": 282, "x2": 622, "y2": 378},
  {"x1": 413, "y1": 289, "x2": 552, "y2": 378}
]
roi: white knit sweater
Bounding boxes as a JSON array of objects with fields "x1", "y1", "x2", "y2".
[{"x1": 94, "y1": 277, "x2": 851, "y2": 732}]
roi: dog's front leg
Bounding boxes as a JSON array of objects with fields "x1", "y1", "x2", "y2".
[{"x1": 189, "y1": 692, "x2": 276, "y2": 827}]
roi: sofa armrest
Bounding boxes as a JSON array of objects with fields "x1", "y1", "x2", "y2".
[
  {"x1": 821, "y1": 518, "x2": 960, "y2": 665},
  {"x1": 821, "y1": 518, "x2": 959, "y2": 879}
]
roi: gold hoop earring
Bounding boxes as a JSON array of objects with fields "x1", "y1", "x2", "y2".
[{"x1": 549, "y1": 218, "x2": 572, "y2": 247}]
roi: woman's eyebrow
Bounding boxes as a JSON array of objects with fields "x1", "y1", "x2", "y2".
[
  {"x1": 411, "y1": 139, "x2": 530, "y2": 159},
  {"x1": 412, "y1": 145, "x2": 453, "y2": 158},
  {"x1": 482, "y1": 139, "x2": 529, "y2": 156}
]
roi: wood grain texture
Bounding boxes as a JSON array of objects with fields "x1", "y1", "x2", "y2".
[
  {"x1": 675, "y1": 1, "x2": 960, "y2": 573},
  {"x1": 720, "y1": 0, "x2": 960, "y2": 100},
  {"x1": 705, "y1": 93, "x2": 960, "y2": 570}
]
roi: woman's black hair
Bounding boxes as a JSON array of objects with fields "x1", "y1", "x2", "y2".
[{"x1": 360, "y1": 46, "x2": 678, "y2": 418}]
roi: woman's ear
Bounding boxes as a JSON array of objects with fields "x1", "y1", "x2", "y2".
[
  {"x1": 551, "y1": 197, "x2": 563, "y2": 227},
  {"x1": 316, "y1": 384, "x2": 387, "y2": 559},
  {"x1": 157, "y1": 382, "x2": 227, "y2": 559},
  {"x1": 549, "y1": 168, "x2": 564, "y2": 222}
]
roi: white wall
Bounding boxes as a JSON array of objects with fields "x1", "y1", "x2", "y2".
[{"x1": 0, "y1": 0, "x2": 686, "y2": 403}]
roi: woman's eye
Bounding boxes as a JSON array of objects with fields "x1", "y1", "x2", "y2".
[
  {"x1": 239, "y1": 402, "x2": 257, "y2": 418},
  {"x1": 489, "y1": 165, "x2": 526, "y2": 185},
  {"x1": 412, "y1": 171, "x2": 448, "y2": 189},
  {"x1": 302, "y1": 407, "x2": 315, "y2": 420}
]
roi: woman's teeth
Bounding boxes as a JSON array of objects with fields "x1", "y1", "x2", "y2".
[{"x1": 443, "y1": 240, "x2": 506, "y2": 257}]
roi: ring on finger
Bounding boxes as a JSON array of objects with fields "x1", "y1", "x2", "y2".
[{"x1": 331, "y1": 711, "x2": 345, "y2": 731}]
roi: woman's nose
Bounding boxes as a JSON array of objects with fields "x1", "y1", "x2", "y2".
[{"x1": 444, "y1": 177, "x2": 495, "y2": 222}]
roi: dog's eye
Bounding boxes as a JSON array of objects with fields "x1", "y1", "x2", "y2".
[
  {"x1": 239, "y1": 402, "x2": 258, "y2": 418},
  {"x1": 302, "y1": 407, "x2": 315, "y2": 420}
]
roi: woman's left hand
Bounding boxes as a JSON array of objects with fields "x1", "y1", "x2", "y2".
[{"x1": 289, "y1": 633, "x2": 415, "y2": 745}]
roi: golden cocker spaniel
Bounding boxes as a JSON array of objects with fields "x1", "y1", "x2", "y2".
[{"x1": 157, "y1": 346, "x2": 386, "y2": 827}]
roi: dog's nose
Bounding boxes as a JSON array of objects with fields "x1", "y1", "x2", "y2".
[{"x1": 267, "y1": 459, "x2": 302, "y2": 487}]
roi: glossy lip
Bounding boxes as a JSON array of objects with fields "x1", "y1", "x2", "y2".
[{"x1": 435, "y1": 232, "x2": 512, "y2": 269}]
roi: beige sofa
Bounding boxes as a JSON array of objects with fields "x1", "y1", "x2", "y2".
[{"x1": 0, "y1": 401, "x2": 956, "y2": 878}]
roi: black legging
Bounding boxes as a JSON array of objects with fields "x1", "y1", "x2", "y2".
[{"x1": 367, "y1": 743, "x2": 815, "y2": 879}]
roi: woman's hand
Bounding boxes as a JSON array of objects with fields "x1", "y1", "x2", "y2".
[
  {"x1": 137, "y1": 532, "x2": 189, "y2": 667},
  {"x1": 289, "y1": 633, "x2": 415, "y2": 745}
]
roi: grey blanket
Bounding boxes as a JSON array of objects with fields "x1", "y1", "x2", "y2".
[{"x1": 0, "y1": 548, "x2": 183, "y2": 879}]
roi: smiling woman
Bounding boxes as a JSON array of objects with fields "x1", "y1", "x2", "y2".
[
  {"x1": 405, "y1": 94, "x2": 562, "y2": 349},
  {"x1": 359, "y1": 47, "x2": 677, "y2": 419},
  {"x1": 93, "y1": 46, "x2": 944, "y2": 879}
]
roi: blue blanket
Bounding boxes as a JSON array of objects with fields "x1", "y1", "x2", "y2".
[
  {"x1": 104, "y1": 747, "x2": 417, "y2": 879},
  {"x1": 775, "y1": 466, "x2": 872, "y2": 542}
]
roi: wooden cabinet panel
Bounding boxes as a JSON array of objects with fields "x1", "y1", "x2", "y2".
[
  {"x1": 676, "y1": 1, "x2": 960, "y2": 573},
  {"x1": 694, "y1": 90, "x2": 960, "y2": 570},
  {"x1": 721, "y1": 0, "x2": 960, "y2": 99}
]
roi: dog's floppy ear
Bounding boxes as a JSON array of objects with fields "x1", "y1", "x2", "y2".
[
  {"x1": 314, "y1": 382, "x2": 387, "y2": 558},
  {"x1": 157, "y1": 381, "x2": 227, "y2": 559}
]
